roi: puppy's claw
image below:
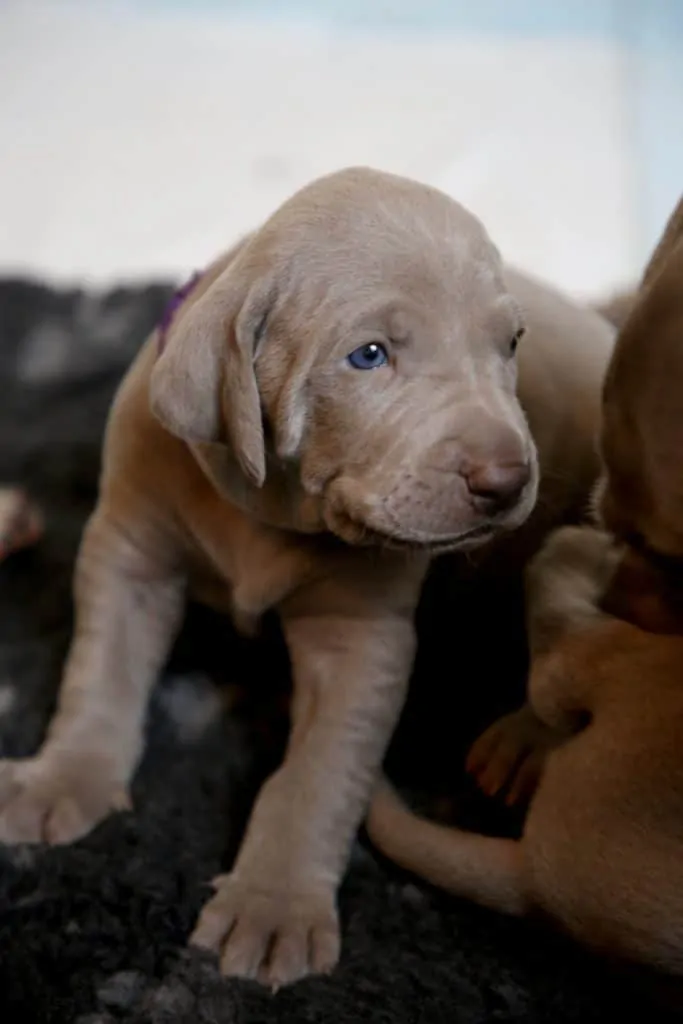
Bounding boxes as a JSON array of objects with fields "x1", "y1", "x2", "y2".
[
  {"x1": 190, "y1": 900, "x2": 236, "y2": 954},
  {"x1": 504, "y1": 751, "x2": 546, "y2": 807},
  {"x1": 309, "y1": 920, "x2": 341, "y2": 976}
]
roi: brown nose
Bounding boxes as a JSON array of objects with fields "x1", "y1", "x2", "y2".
[{"x1": 462, "y1": 460, "x2": 531, "y2": 512}]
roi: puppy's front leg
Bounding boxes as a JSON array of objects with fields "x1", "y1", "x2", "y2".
[
  {"x1": 0, "y1": 509, "x2": 183, "y2": 845},
  {"x1": 191, "y1": 570, "x2": 419, "y2": 988}
]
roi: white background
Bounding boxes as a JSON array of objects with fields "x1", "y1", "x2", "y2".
[{"x1": 1, "y1": 0, "x2": 681, "y2": 301}]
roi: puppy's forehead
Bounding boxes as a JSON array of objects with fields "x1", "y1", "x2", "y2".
[{"x1": 258, "y1": 167, "x2": 504, "y2": 299}]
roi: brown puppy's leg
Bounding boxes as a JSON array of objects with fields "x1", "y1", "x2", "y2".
[
  {"x1": 468, "y1": 526, "x2": 617, "y2": 803},
  {"x1": 367, "y1": 528, "x2": 614, "y2": 917},
  {"x1": 525, "y1": 646, "x2": 593, "y2": 734},
  {"x1": 466, "y1": 705, "x2": 562, "y2": 806},
  {"x1": 0, "y1": 510, "x2": 183, "y2": 844},
  {"x1": 366, "y1": 780, "x2": 528, "y2": 916},
  {"x1": 191, "y1": 569, "x2": 420, "y2": 988},
  {"x1": 367, "y1": 626, "x2": 616, "y2": 918},
  {"x1": 525, "y1": 525, "x2": 618, "y2": 654}
]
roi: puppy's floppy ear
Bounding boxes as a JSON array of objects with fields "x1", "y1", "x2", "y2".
[
  {"x1": 150, "y1": 259, "x2": 274, "y2": 488},
  {"x1": 641, "y1": 194, "x2": 683, "y2": 290}
]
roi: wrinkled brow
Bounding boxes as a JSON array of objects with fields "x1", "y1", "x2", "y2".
[{"x1": 491, "y1": 293, "x2": 525, "y2": 335}]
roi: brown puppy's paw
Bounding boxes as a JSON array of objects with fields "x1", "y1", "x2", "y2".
[
  {"x1": 466, "y1": 707, "x2": 561, "y2": 806},
  {"x1": 190, "y1": 873, "x2": 340, "y2": 989},
  {"x1": 0, "y1": 756, "x2": 131, "y2": 845}
]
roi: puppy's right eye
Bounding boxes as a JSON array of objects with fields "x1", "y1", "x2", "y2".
[
  {"x1": 347, "y1": 342, "x2": 389, "y2": 370},
  {"x1": 509, "y1": 327, "x2": 525, "y2": 356}
]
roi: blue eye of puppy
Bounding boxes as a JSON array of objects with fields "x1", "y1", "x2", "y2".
[
  {"x1": 347, "y1": 342, "x2": 389, "y2": 370},
  {"x1": 510, "y1": 327, "x2": 525, "y2": 355}
]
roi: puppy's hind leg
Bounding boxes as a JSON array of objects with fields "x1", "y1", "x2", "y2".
[
  {"x1": 0, "y1": 508, "x2": 184, "y2": 845},
  {"x1": 366, "y1": 780, "x2": 528, "y2": 917}
]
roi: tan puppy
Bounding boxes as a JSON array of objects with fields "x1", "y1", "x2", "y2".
[
  {"x1": 367, "y1": 195, "x2": 683, "y2": 978},
  {"x1": 0, "y1": 168, "x2": 612, "y2": 987}
]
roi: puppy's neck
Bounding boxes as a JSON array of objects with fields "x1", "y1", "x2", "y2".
[
  {"x1": 192, "y1": 441, "x2": 325, "y2": 535},
  {"x1": 601, "y1": 542, "x2": 683, "y2": 635}
]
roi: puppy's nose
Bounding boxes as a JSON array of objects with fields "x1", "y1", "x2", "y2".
[{"x1": 463, "y1": 460, "x2": 531, "y2": 512}]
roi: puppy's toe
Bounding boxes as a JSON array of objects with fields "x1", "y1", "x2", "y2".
[
  {"x1": 190, "y1": 873, "x2": 339, "y2": 988},
  {"x1": 0, "y1": 767, "x2": 46, "y2": 844},
  {"x1": 467, "y1": 707, "x2": 558, "y2": 803},
  {"x1": 219, "y1": 916, "x2": 270, "y2": 981},
  {"x1": 467, "y1": 721, "x2": 518, "y2": 797},
  {"x1": 476, "y1": 745, "x2": 520, "y2": 798},
  {"x1": 258, "y1": 927, "x2": 310, "y2": 990},
  {"x1": 505, "y1": 748, "x2": 548, "y2": 807},
  {"x1": 465, "y1": 724, "x2": 500, "y2": 781},
  {"x1": 44, "y1": 794, "x2": 97, "y2": 846},
  {"x1": 190, "y1": 876, "x2": 236, "y2": 953},
  {"x1": 259, "y1": 910, "x2": 339, "y2": 989},
  {"x1": 309, "y1": 915, "x2": 341, "y2": 976}
]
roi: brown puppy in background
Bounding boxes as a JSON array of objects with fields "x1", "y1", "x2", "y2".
[
  {"x1": 367, "y1": 195, "x2": 683, "y2": 977},
  {"x1": 469, "y1": 194, "x2": 683, "y2": 804},
  {"x1": 0, "y1": 168, "x2": 613, "y2": 987}
]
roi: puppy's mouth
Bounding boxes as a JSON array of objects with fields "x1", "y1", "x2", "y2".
[
  {"x1": 323, "y1": 472, "x2": 537, "y2": 554},
  {"x1": 328, "y1": 514, "x2": 497, "y2": 554}
]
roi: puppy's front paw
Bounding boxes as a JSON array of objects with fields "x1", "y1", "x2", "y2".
[
  {"x1": 190, "y1": 873, "x2": 340, "y2": 989},
  {"x1": 0, "y1": 755, "x2": 131, "y2": 845},
  {"x1": 466, "y1": 706, "x2": 560, "y2": 806}
]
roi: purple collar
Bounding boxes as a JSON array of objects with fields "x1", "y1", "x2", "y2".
[{"x1": 157, "y1": 270, "x2": 202, "y2": 352}]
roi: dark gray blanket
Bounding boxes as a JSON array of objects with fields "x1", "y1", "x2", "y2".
[{"x1": 0, "y1": 278, "x2": 671, "y2": 1023}]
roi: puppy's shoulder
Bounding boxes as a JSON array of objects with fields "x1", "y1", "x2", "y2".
[{"x1": 100, "y1": 335, "x2": 200, "y2": 504}]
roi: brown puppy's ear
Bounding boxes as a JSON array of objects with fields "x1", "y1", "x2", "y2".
[
  {"x1": 593, "y1": 291, "x2": 635, "y2": 330},
  {"x1": 641, "y1": 195, "x2": 683, "y2": 290},
  {"x1": 150, "y1": 262, "x2": 274, "y2": 488}
]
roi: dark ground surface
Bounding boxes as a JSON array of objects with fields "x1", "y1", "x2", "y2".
[{"x1": 0, "y1": 277, "x2": 677, "y2": 1023}]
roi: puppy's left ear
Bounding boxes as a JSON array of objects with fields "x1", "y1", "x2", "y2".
[{"x1": 150, "y1": 255, "x2": 274, "y2": 488}]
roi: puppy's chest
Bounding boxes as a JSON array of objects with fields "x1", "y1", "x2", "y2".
[{"x1": 185, "y1": 512, "x2": 314, "y2": 632}]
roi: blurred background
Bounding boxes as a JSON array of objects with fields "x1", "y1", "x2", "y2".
[{"x1": 1, "y1": 0, "x2": 682, "y2": 301}]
